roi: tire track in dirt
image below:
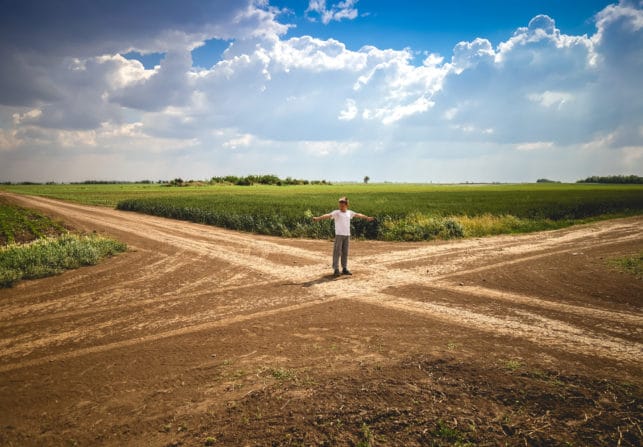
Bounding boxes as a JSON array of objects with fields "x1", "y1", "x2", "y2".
[
  {"x1": 0, "y1": 297, "x2": 341, "y2": 373},
  {"x1": 350, "y1": 292, "x2": 642, "y2": 363},
  {"x1": 1, "y1": 192, "x2": 641, "y2": 374}
]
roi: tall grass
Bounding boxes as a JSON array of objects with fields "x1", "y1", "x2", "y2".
[{"x1": 0, "y1": 234, "x2": 127, "y2": 287}]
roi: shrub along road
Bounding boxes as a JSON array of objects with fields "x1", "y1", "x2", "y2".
[{"x1": 0, "y1": 193, "x2": 641, "y2": 446}]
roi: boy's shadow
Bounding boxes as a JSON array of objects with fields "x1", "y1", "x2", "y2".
[{"x1": 300, "y1": 274, "x2": 342, "y2": 288}]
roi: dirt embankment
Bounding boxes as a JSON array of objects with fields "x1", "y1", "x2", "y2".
[{"x1": 0, "y1": 192, "x2": 641, "y2": 446}]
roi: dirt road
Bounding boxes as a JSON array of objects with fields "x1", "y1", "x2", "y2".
[{"x1": 1, "y1": 193, "x2": 641, "y2": 446}]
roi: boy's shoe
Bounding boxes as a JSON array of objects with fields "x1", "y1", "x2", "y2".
[
  {"x1": 342, "y1": 269, "x2": 352, "y2": 275},
  {"x1": 333, "y1": 269, "x2": 341, "y2": 277}
]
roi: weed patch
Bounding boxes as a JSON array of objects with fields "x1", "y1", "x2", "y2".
[
  {"x1": 607, "y1": 252, "x2": 642, "y2": 279},
  {"x1": 0, "y1": 234, "x2": 126, "y2": 287},
  {"x1": 432, "y1": 420, "x2": 473, "y2": 446}
]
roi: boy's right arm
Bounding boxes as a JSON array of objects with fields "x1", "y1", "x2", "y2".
[{"x1": 312, "y1": 213, "x2": 333, "y2": 222}]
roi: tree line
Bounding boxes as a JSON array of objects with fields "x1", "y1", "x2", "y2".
[
  {"x1": 576, "y1": 175, "x2": 642, "y2": 184},
  {"x1": 207, "y1": 175, "x2": 331, "y2": 186}
]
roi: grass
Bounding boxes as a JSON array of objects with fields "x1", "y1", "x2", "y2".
[
  {"x1": 504, "y1": 359, "x2": 524, "y2": 372},
  {"x1": 268, "y1": 367, "x2": 298, "y2": 381},
  {"x1": 607, "y1": 252, "x2": 643, "y2": 279},
  {"x1": 432, "y1": 420, "x2": 473, "y2": 446},
  {"x1": 2, "y1": 183, "x2": 641, "y2": 241},
  {"x1": 356, "y1": 423, "x2": 375, "y2": 447},
  {"x1": 0, "y1": 234, "x2": 127, "y2": 287}
]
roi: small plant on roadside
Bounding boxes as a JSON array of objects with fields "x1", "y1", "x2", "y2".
[
  {"x1": 356, "y1": 423, "x2": 374, "y2": 447},
  {"x1": 504, "y1": 359, "x2": 523, "y2": 371},
  {"x1": 432, "y1": 420, "x2": 473, "y2": 446},
  {"x1": 607, "y1": 252, "x2": 642, "y2": 279},
  {"x1": 269, "y1": 367, "x2": 297, "y2": 381},
  {"x1": 204, "y1": 436, "x2": 216, "y2": 446}
]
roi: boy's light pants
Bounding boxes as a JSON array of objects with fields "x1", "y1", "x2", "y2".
[{"x1": 332, "y1": 235, "x2": 350, "y2": 270}]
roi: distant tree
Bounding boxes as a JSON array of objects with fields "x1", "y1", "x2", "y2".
[
  {"x1": 536, "y1": 178, "x2": 560, "y2": 183},
  {"x1": 235, "y1": 177, "x2": 252, "y2": 186},
  {"x1": 168, "y1": 178, "x2": 185, "y2": 187},
  {"x1": 364, "y1": 176, "x2": 370, "y2": 184}
]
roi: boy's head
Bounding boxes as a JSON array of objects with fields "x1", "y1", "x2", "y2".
[{"x1": 338, "y1": 196, "x2": 349, "y2": 210}]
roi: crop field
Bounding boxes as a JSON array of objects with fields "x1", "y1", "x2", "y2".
[
  {"x1": 2, "y1": 183, "x2": 642, "y2": 240},
  {"x1": 0, "y1": 197, "x2": 67, "y2": 245}
]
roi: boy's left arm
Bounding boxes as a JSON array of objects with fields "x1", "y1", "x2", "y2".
[{"x1": 353, "y1": 212, "x2": 375, "y2": 222}]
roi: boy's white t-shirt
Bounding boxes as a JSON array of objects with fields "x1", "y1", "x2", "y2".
[{"x1": 331, "y1": 209, "x2": 355, "y2": 236}]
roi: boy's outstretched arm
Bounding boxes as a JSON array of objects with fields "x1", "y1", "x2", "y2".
[
  {"x1": 312, "y1": 213, "x2": 333, "y2": 222},
  {"x1": 353, "y1": 213, "x2": 375, "y2": 221}
]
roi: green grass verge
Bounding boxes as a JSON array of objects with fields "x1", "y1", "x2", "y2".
[{"x1": 0, "y1": 234, "x2": 127, "y2": 288}]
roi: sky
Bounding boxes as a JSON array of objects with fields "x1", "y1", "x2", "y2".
[{"x1": 0, "y1": 0, "x2": 641, "y2": 183}]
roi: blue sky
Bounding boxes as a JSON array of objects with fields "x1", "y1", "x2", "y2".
[
  {"x1": 0, "y1": 0, "x2": 641, "y2": 183},
  {"x1": 278, "y1": 0, "x2": 611, "y2": 54}
]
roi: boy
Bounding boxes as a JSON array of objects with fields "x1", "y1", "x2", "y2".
[{"x1": 312, "y1": 197, "x2": 374, "y2": 277}]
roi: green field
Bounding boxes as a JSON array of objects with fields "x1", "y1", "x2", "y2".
[
  {"x1": 0, "y1": 197, "x2": 67, "y2": 244},
  {"x1": 1, "y1": 183, "x2": 642, "y2": 241}
]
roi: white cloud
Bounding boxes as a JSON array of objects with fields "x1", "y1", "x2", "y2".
[
  {"x1": 527, "y1": 91, "x2": 574, "y2": 108},
  {"x1": 306, "y1": 0, "x2": 359, "y2": 25},
  {"x1": 223, "y1": 134, "x2": 254, "y2": 149},
  {"x1": 367, "y1": 96, "x2": 434, "y2": 125},
  {"x1": 515, "y1": 141, "x2": 554, "y2": 152},
  {"x1": 97, "y1": 54, "x2": 157, "y2": 89},
  {"x1": 12, "y1": 109, "x2": 42, "y2": 125},
  {"x1": 451, "y1": 38, "x2": 495, "y2": 74},
  {"x1": 270, "y1": 36, "x2": 367, "y2": 72},
  {"x1": 338, "y1": 99, "x2": 358, "y2": 120}
]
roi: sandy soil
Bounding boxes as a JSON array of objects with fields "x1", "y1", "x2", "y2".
[{"x1": 0, "y1": 192, "x2": 641, "y2": 446}]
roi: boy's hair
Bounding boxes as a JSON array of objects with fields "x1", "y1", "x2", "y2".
[{"x1": 338, "y1": 196, "x2": 349, "y2": 204}]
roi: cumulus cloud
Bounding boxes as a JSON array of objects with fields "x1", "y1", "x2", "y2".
[{"x1": 451, "y1": 38, "x2": 495, "y2": 74}]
